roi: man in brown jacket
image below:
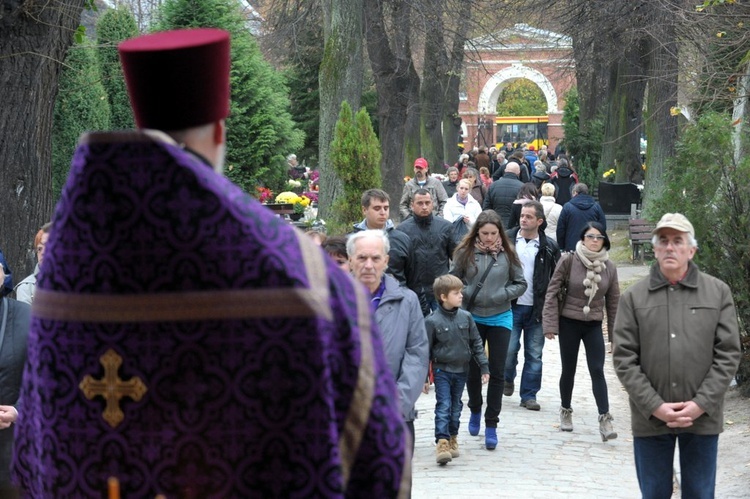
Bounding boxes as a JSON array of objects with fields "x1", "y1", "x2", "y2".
[{"x1": 613, "y1": 213, "x2": 741, "y2": 499}]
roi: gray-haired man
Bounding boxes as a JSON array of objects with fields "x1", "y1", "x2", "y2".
[{"x1": 613, "y1": 213, "x2": 741, "y2": 498}]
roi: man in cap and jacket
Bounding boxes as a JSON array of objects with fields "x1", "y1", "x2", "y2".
[
  {"x1": 400, "y1": 157, "x2": 448, "y2": 220},
  {"x1": 13, "y1": 28, "x2": 411, "y2": 498},
  {"x1": 613, "y1": 213, "x2": 741, "y2": 498}
]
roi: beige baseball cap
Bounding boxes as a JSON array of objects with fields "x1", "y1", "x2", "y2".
[{"x1": 652, "y1": 213, "x2": 695, "y2": 238}]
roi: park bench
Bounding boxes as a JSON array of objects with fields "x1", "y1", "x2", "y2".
[
  {"x1": 263, "y1": 203, "x2": 294, "y2": 217},
  {"x1": 629, "y1": 218, "x2": 655, "y2": 262}
]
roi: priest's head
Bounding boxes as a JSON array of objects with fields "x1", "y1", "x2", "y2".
[{"x1": 119, "y1": 28, "x2": 231, "y2": 173}]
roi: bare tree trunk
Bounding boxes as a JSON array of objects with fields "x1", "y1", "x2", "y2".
[
  {"x1": 731, "y1": 60, "x2": 750, "y2": 166},
  {"x1": 364, "y1": 0, "x2": 419, "y2": 218},
  {"x1": 643, "y1": 14, "x2": 678, "y2": 210},
  {"x1": 601, "y1": 41, "x2": 647, "y2": 184},
  {"x1": 0, "y1": 0, "x2": 86, "y2": 277},
  {"x1": 442, "y1": 0, "x2": 471, "y2": 165},
  {"x1": 318, "y1": 0, "x2": 363, "y2": 220},
  {"x1": 420, "y1": 0, "x2": 447, "y2": 170}
]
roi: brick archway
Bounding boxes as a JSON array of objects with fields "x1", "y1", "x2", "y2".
[{"x1": 458, "y1": 24, "x2": 575, "y2": 154}]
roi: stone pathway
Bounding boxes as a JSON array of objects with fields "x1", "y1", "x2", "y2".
[{"x1": 410, "y1": 263, "x2": 745, "y2": 498}]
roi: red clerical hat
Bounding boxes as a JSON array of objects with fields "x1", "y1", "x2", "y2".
[{"x1": 119, "y1": 28, "x2": 231, "y2": 130}]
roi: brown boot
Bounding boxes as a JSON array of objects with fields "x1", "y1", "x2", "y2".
[
  {"x1": 436, "y1": 438, "x2": 452, "y2": 464},
  {"x1": 449, "y1": 435, "x2": 460, "y2": 458}
]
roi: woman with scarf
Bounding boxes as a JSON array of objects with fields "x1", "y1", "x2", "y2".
[
  {"x1": 451, "y1": 210, "x2": 526, "y2": 450},
  {"x1": 542, "y1": 222, "x2": 620, "y2": 442}
]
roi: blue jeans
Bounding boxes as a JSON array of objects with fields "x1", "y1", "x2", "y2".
[
  {"x1": 504, "y1": 304, "x2": 544, "y2": 402},
  {"x1": 634, "y1": 433, "x2": 718, "y2": 499},
  {"x1": 433, "y1": 369, "x2": 467, "y2": 441}
]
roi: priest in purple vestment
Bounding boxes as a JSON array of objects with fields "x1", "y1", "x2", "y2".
[{"x1": 12, "y1": 28, "x2": 410, "y2": 498}]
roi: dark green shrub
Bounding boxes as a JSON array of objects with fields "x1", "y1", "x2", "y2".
[
  {"x1": 648, "y1": 111, "x2": 750, "y2": 395},
  {"x1": 328, "y1": 102, "x2": 381, "y2": 233}
]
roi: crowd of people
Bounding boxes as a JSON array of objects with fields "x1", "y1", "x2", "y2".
[
  {"x1": 0, "y1": 26, "x2": 740, "y2": 499},
  {"x1": 307, "y1": 149, "x2": 740, "y2": 498}
]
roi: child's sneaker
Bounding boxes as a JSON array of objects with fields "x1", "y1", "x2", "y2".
[
  {"x1": 449, "y1": 435, "x2": 460, "y2": 458},
  {"x1": 436, "y1": 439, "x2": 452, "y2": 464}
]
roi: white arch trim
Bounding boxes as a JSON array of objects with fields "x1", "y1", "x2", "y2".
[{"x1": 477, "y1": 64, "x2": 558, "y2": 114}]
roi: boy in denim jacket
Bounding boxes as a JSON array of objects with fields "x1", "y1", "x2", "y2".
[{"x1": 425, "y1": 274, "x2": 489, "y2": 464}]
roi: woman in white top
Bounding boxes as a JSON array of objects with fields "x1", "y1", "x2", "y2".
[
  {"x1": 539, "y1": 182, "x2": 562, "y2": 241},
  {"x1": 443, "y1": 178, "x2": 483, "y2": 227}
]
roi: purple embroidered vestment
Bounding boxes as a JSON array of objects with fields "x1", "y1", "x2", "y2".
[{"x1": 12, "y1": 131, "x2": 409, "y2": 498}]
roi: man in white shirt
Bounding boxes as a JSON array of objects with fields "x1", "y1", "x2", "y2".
[{"x1": 504, "y1": 201, "x2": 560, "y2": 410}]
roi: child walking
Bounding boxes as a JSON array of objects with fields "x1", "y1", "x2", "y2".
[{"x1": 425, "y1": 274, "x2": 489, "y2": 464}]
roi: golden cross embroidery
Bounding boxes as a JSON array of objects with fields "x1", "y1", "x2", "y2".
[{"x1": 80, "y1": 348, "x2": 147, "y2": 428}]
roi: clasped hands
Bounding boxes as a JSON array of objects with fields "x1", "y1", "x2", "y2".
[{"x1": 652, "y1": 401, "x2": 704, "y2": 428}]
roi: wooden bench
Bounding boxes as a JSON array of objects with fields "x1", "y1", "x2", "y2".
[
  {"x1": 629, "y1": 218, "x2": 655, "y2": 262},
  {"x1": 263, "y1": 203, "x2": 294, "y2": 217}
]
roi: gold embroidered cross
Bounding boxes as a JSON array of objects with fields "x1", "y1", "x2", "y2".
[{"x1": 80, "y1": 348, "x2": 147, "y2": 428}]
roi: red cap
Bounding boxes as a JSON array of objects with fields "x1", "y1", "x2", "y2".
[
  {"x1": 528, "y1": 145, "x2": 535, "y2": 151},
  {"x1": 414, "y1": 158, "x2": 429, "y2": 169},
  {"x1": 119, "y1": 28, "x2": 231, "y2": 130}
]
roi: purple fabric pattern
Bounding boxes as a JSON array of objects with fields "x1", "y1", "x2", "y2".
[{"x1": 12, "y1": 132, "x2": 408, "y2": 498}]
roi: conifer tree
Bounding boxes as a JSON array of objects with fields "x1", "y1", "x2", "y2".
[
  {"x1": 96, "y1": 7, "x2": 139, "y2": 130},
  {"x1": 52, "y1": 40, "x2": 111, "y2": 200},
  {"x1": 156, "y1": 0, "x2": 304, "y2": 193},
  {"x1": 329, "y1": 102, "x2": 381, "y2": 231}
]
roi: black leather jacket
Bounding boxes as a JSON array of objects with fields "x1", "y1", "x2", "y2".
[{"x1": 507, "y1": 227, "x2": 561, "y2": 322}]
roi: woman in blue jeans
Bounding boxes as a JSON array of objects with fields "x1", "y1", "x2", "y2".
[{"x1": 451, "y1": 210, "x2": 526, "y2": 450}]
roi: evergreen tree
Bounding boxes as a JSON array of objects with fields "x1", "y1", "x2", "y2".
[
  {"x1": 96, "y1": 6, "x2": 139, "y2": 130},
  {"x1": 561, "y1": 87, "x2": 602, "y2": 188},
  {"x1": 52, "y1": 39, "x2": 111, "y2": 200},
  {"x1": 156, "y1": 0, "x2": 304, "y2": 193},
  {"x1": 329, "y1": 102, "x2": 381, "y2": 232}
]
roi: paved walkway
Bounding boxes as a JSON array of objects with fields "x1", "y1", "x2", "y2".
[
  {"x1": 412, "y1": 330, "x2": 637, "y2": 499},
  {"x1": 410, "y1": 263, "x2": 742, "y2": 498}
]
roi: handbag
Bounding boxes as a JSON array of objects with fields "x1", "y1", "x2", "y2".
[
  {"x1": 556, "y1": 253, "x2": 573, "y2": 316},
  {"x1": 465, "y1": 254, "x2": 496, "y2": 312}
]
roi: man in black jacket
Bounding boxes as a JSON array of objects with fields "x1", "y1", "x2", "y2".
[
  {"x1": 484, "y1": 162, "x2": 523, "y2": 227},
  {"x1": 504, "y1": 201, "x2": 560, "y2": 410},
  {"x1": 396, "y1": 189, "x2": 456, "y2": 316},
  {"x1": 352, "y1": 189, "x2": 414, "y2": 285}
]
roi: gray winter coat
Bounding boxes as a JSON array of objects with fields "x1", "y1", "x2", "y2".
[
  {"x1": 374, "y1": 274, "x2": 430, "y2": 421},
  {"x1": 399, "y1": 176, "x2": 448, "y2": 220},
  {"x1": 452, "y1": 249, "x2": 527, "y2": 318}
]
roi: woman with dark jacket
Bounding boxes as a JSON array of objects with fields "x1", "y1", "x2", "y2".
[
  {"x1": 506, "y1": 182, "x2": 538, "y2": 231},
  {"x1": 542, "y1": 222, "x2": 620, "y2": 442},
  {"x1": 462, "y1": 167, "x2": 487, "y2": 207},
  {"x1": 451, "y1": 210, "x2": 526, "y2": 450}
]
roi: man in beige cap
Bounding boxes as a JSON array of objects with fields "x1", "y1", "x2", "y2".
[{"x1": 612, "y1": 213, "x2": 741, "y2": 498}]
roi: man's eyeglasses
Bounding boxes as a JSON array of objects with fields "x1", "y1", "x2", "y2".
[{"x1": 585, "y1": 234, "x2": 606, "y2": 241}]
